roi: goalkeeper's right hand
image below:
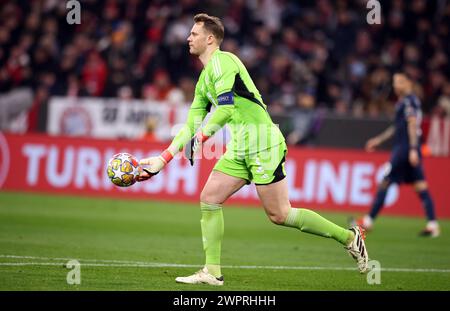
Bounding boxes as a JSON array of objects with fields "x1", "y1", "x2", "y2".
[{"x1": 137, "y1": 150, "x2": 173, "y2": 182}]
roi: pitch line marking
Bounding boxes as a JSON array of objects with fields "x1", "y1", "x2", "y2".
[{"x1": 0, "y1": 254, "x2": 449, "y2": 273}]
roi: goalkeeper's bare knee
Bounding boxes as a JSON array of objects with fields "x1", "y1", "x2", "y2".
[
  {"x1": 200, "y1": 189, "x2": 223, "y2": 205},
  {"x1": 265, "y1": 205, "x2": 290, "y2": 225}
]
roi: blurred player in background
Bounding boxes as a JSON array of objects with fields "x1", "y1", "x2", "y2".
[
  {"x1": 138, "y1": 13, "x2": 369, "y2": 285},
  {"x1": 355, "y1": 72, "x2": 440, "y2": 237}
]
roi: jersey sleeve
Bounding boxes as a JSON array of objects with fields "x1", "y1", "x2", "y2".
[
  {"x1": 404, "y1": 97, "x2": 419, "y2": 119},
  {"x1": 169, "y1": 80, "x2": 210, "y2": 152},
  {"x1": 211, "y1": 54, "x2": 239, "y2": 104},
  {"x1": 202, "y1": 105, "x2": 234, "y2": 137},
  {"x1": 191, "y1": 78, "x2": 211, "y2": 112},
  {"x1": 200, "y1": 55, "x2": 239, "y2": 137}
]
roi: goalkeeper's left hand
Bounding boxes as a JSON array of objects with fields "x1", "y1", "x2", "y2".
[
  {"x1": 137, "y1": 150, "x2": 173, "y2": 181},
  {"x1": 185, "y1": 132, "x2": 209, "y2": 166}
]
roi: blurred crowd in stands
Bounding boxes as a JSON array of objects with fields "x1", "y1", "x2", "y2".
[{"x1": 0, "y1": 0, "x2": 449, "y2": 142}]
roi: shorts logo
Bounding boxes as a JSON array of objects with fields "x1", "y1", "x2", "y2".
[
  {"x1": 255, "y1": 157, "x2": 266, "y2": 177},
  {"x1": 0, "y1": 133, "x2": 10, "y2": 189}
]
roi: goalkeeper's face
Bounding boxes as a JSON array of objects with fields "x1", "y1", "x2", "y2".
[{"x1": 187, "y1": 22, "x2": 212, "y2": 56}]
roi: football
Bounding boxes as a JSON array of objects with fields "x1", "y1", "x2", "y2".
[{"x1": 107, "y1": 153, "x2": 142, "y2": 187}]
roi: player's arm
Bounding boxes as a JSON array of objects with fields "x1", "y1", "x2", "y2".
[
  {"x1": 185, "y1": 55, "x2": 238, "y2": 165},
  {"x1": 137, "y1": 89, "x2": 209, "y2": 180},
  {"x1": 407, "y1": 116, "x2": 418, "y2": 150},
  {"x1": 198, "y1": 55, "x2": 238, "y2": 138},
  {"x1": 365, "y1": 125, "x2": 395, "y2": 152},
  {"x1": 407, "y1": 114, "x2": 420, "y2": 166},
  {"x1": 168, "y1": 102, "x2": 208, "y2": 154},
  {"x1": 402, "y1": 98, "x2": 421, "y2": 166}
]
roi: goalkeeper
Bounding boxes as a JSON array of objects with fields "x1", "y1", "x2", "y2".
[{"x1": 138, "y1": 13, "x2": 369, "y2": 285}]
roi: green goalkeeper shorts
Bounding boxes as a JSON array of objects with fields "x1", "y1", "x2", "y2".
[{"x1": 213, "y1": 142, "x2": 287, "y2": 185}]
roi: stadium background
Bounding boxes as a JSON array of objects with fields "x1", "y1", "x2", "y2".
[{"x1": 0, "y1": 0, "x2": 449, "y2": 291}]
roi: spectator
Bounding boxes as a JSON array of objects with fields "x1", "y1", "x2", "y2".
[
  {"x1": 142, "y1": 69, "x2": 177, "y2": 102},
  {"x1": 140, "y1": 116, "x2": 160, "y2": 143},
  {"x1": 287, "y1": 92, "x2": 321, "y2": 146},
  {"x1": 81, "y1": 51, "x2": 108, "y2": 97},
  {"x1": 0, "y1": 0, "x2": 448, "y2": 124}
]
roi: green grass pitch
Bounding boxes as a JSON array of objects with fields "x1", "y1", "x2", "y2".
[{"x1": 0, "y1": 191, "x2": 449, "y2": 291}]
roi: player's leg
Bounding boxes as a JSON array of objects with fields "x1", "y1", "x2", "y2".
[
  {"x1": 256, "y1": 179, "x2": 353, "y2": 244},
  {"x1": 255, "y1": 179, "x2": 369, "y2": 273},
  {"x1": 175, "y1": 158, "x2": 248, "y2": 285},
  {"x1": 357, "y1": 161, "x2": 397, "y2": 230},
  {"x1": 359, "y1": 178, "x2": 392, "y2": 230},
  {"x1": 199, "y1": 170, "x2": 247, "y2": 276},
  {"x1": 253, "y1": 143, "x2": 368, "y2": 273},
  {"x1": 253, "y1": 144, "x2": 352, "y2": 244},
  {"x1": 412, "y1": 168, "x2": 439, "y2": 237},
  {"x1": 414, "y1": 181, "x2": 436, "y2": 220}
]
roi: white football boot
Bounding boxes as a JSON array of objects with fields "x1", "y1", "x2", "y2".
[
  {"x1": 345, "y1": 226, "x2": 369, "y2": 273},
  {"x1": 175, "y1": 267, "x2": 224, "y2": 286},
  {"x1": 419, "y1": 220, "x2": 440, "y2": 238}
]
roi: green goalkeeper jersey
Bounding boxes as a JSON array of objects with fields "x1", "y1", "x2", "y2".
[{"x1": 171, "y1": 49, "x2": 285, "y2": 156}]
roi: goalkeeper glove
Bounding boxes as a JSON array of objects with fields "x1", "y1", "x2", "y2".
[
  {"x1": 185, "y1": 132, "x2": 209, "y2": 166},
  {"x1": 137, "y1": 150, "x2": 174, "y2": 181}
]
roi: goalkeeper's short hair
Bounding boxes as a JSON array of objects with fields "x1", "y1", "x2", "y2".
[{"x1": 194, "y1": 13, "x2": 224, "y2": 44}]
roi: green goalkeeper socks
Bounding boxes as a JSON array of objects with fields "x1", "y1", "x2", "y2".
[
  {"x1": 200, "y1": 202, "x2": 224, "y2": 277},
  {"x1": 198, "y1": 204, "x2": 352, "y2": 278},
  {"x1": 283, "y1": 208, "x2": 354, "y2": 245}
]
